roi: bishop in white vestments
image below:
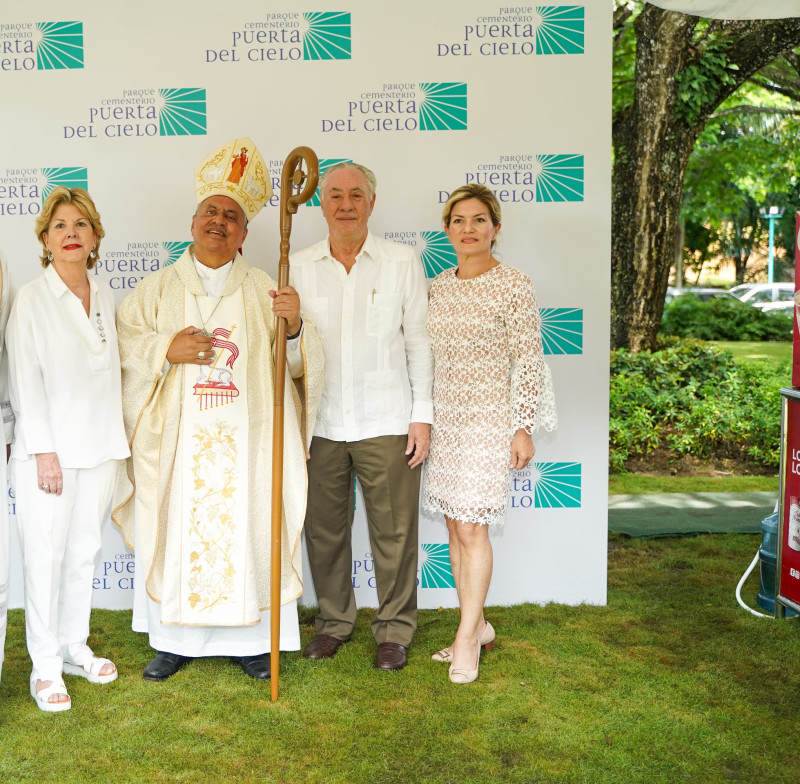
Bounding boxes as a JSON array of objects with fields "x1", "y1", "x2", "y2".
[{"x1": 113, "y1": 138, "x2": 323, "y2": 682}]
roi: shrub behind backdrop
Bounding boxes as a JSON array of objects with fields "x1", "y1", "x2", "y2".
[
  {"x1": 610, "y1": 337, "x2": 787, "y2": 473},
  {"x1": 661, "y1": 295, "x2": 793, "y2": 341}
]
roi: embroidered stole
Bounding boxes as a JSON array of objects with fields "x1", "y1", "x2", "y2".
[{"x1": 161, "y1": 287, "x2": 251, "y2": 625}]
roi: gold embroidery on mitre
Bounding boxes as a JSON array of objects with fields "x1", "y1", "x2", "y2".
[{"x1": 194, "y1": 137, "x2": 272, "y2": 223}]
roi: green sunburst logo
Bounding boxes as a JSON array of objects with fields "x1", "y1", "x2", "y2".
[
  {"x1": 540, "y1": 308, "x2": 583, "y2": 355},
  {"x1": 158, "y1": 89, "x2": 207, "y2": 137},
  {"x1": 40, "y1": 167, "x2": 88, "y2": 202},
  {"x1": 419, "y1": 83, "x2": 467, "y2": 131},
  {"x1": 303, "y1": 12, "x2": 351, "y2": 60},
  {"x1": 163, "y1": 242, "x2": 192, "y2": 266},
  {"x1": 420, "y1": 544, "x2": 455, "y2": 589},
  {"x1": 531, "y1": 462, "x2": 581, "y2": 508},
  {"x1": 36, "y1": 22, "x2": 84, "y2": 70},
  {"x1": 534, "y1": 154, "x2": 584, "y2": 202},
  {"x1": 420, "y1": 231, "x2": 457, "y2": 278},
  {"x1": 534, "y1": 6, "x2": 584, "y2": 55}
]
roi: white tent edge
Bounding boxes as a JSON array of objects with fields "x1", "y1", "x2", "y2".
[{"x1": 646, "y1": 0, "x2": 800, "y2": 19}]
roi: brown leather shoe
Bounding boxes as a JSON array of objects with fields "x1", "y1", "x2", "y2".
[
  {"x1": 303, "y1": 634, "x2": 344, "y2": 660},
  {"x1": 374, "y1": 642, "x2": 408, "y2": 671}
]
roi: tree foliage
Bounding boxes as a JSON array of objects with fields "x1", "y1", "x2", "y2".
[
  {"x1": 611, "y1": 2, "x2": 800, "y2": 351},
  {"x1": 675, "y1": 39, "x2": 739, "y2": 125},
  {"x1": 682, "y1": 68, "x2": 800, "y2": 282}
]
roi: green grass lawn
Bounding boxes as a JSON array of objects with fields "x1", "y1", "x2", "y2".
[
  {"x1": 710, "y1": 340, "x2": 793, "y2": 365},
  {"x1": 610, "y1": 473, "x2": 779, "y2": 494},
  {"x1": 2, "y1": 533, "x2": 800, "y2": 783}
]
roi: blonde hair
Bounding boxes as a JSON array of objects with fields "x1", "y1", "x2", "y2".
[
  {"x1": 441, "y1": 184, "x2": 502, "y2": 249},
  {"x1": 35, "y1": 186, "x2": 105, "y2": 269}
]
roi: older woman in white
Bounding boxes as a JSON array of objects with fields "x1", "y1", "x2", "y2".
[
  {"x1": 0, "y1": 253, "x2": 13, "y2": 686},
  {"x1": 7, "y1": 187, "x2": 129, "y2": 712}
]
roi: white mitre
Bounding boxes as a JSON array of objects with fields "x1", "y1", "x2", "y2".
[{"x1": 194, "y1": 136, "x2": 272, "y2": 222}]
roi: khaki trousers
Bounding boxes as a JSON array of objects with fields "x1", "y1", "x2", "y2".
[{"x1": 305, "y1": 435, "x2": 419, "y2": 647}]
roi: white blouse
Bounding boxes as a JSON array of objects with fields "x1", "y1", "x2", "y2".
[
  {"x1": 7, "y1": 264, "x2": 129, "y2": 467},
  {"x1": 290, "y1": 232, "x2": 433, "y2": 442}
]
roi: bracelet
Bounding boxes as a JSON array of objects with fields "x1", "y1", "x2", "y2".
[{"x1": 287, "y1": 320, "x2": 303, "y2": 340}]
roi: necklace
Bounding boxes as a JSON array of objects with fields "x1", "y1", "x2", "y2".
[
  {"x1": 193, "y1": 293, "x2": 225, "y2": 335},
  {"x1": 193, "y1": 257, "x2": 233, "y2": 334}
]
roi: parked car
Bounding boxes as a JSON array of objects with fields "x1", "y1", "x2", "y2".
[
  {"x1": 728, "y1": 282, "x2": 795, "y2": 310},
  {"x1": 760, "y1": 299, "x2": 796, "y2": 314},
  {"x1": 665, "y1": 286, "x2": 736, "y2": 303}
]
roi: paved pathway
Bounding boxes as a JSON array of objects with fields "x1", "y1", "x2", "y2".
[{"x1": 608, "y1": 491, "x2": 777, "y2": 536}]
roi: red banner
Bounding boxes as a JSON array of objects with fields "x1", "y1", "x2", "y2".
[
  {"x1": 780, "y1": 395, "x2": 800, "y2": 608},
  {"x1": 792, "y1": 212, "x2": 800, "y2": 387}
]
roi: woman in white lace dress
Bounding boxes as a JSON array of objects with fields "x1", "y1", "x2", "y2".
[{"x1": 423, "y1": 184, "x2": 557, "y2": 684}]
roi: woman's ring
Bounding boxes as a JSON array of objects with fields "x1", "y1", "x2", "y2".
[
  {"x1": 198, "y1": 351, "x2": 205, "y2": 359},
  {"x1": 42, "y1": 484, "x2": 49, "y2": 490}
]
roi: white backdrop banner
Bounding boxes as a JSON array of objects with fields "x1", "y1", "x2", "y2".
[{"x1": 2, "y1": 1, "x2": 610, "y2": 612}]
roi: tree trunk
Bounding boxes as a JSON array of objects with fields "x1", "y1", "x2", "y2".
[
  {"x1": 611, "y1": 6, "x2": 800, "y2": 351},
  {"x1": 612, "y1": 8, "x2": 696, "y2": 351}
]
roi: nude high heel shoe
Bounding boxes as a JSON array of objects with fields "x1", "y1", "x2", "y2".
[
  {"x1": 448, "y1": 637, "x2": 482, "y2": 685},
  {"x1": 432, "y1": 620, "x2": 495, "y2": 663}
]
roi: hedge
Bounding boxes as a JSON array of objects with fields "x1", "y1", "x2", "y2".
[
  {"x1": 610, "y1": 337, "x2": 788, "y2": 473},
  {"x1": 660, "y1": 294, "x2": 792, "y2": 341}
]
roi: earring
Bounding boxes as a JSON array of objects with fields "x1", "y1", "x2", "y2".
[
  {"x1": 89, "y1": 249, "x2": 96, "y2": 259},
  {"x1": 47, "y1": 252, "x2": 53, "y2": 261}
]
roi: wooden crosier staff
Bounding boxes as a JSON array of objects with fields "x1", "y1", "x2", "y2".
[{"x1": 270, "y1": 146, "x2": 319, "y2": 701}]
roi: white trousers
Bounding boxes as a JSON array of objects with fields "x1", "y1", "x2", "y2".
[
  {"x1": 0, "y1": 494, "x2": 7, "y2": 684},
  {"x1": 13, "y1": 457, "x2": 117, "y2": 681}
]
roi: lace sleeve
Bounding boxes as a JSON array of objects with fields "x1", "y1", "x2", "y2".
[{"x1": 507, "y1": 274, "x2": 558, "y2": 434}]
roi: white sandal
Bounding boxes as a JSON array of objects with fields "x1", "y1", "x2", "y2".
[
  {"x1": 63, "y1": 656, "x2": 118, "y2": 684},
  {"x1": 30, "y1": 676, "x2": 71, "y2": 713}
]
